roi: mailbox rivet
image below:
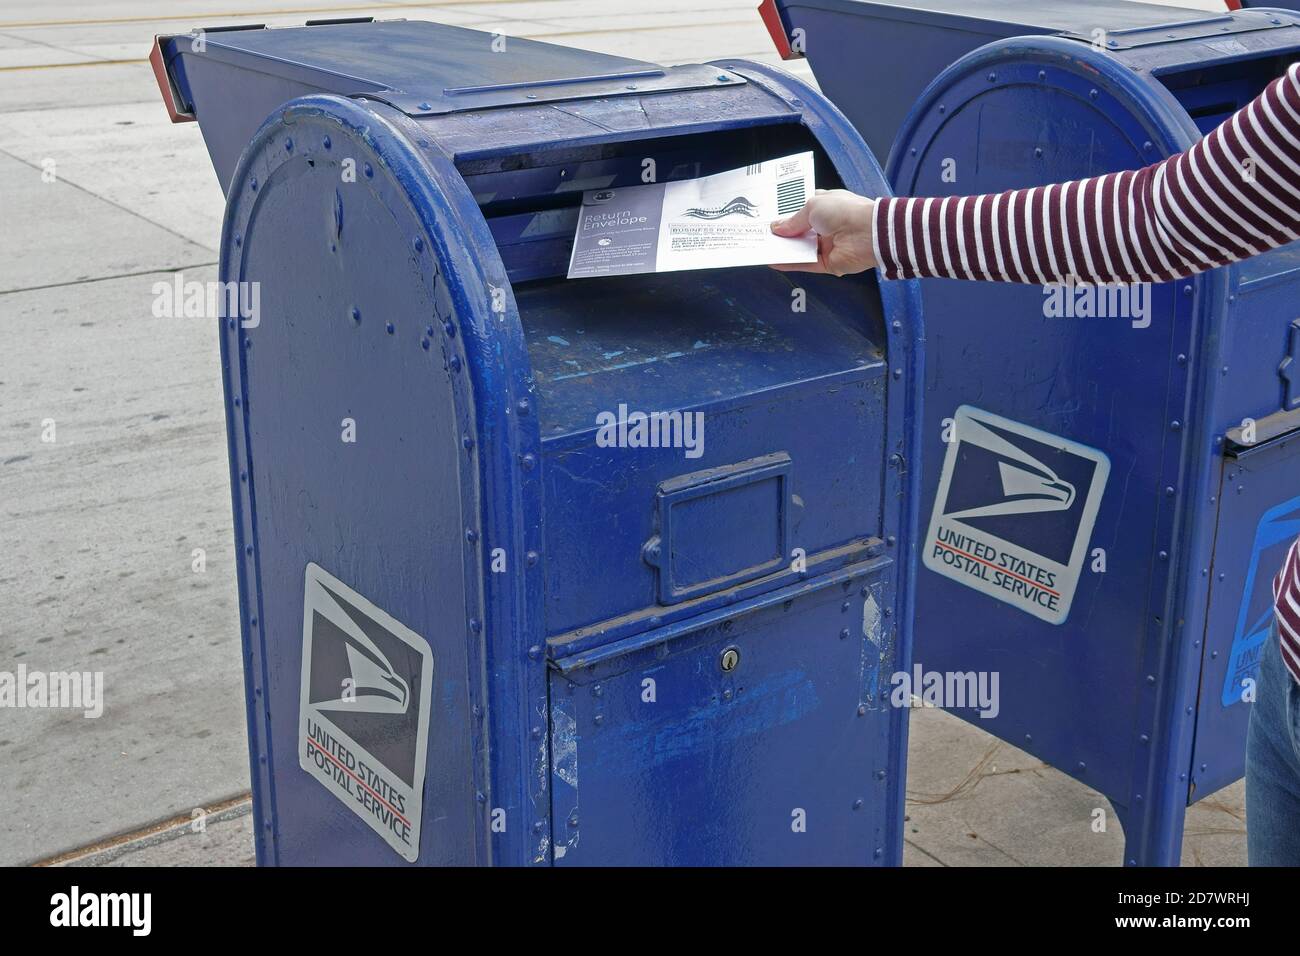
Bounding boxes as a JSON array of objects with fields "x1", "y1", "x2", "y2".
[
  {"x1": 594, "y1": 714, "x2": 604, "y2": 726},
  {"x1": 874, "y1": 848, "x2": 883, "y2": 859},
  {"x1": 363, "y1": 163, "x2": 374, "y2": 179},
  {"x1": 891, "y1": 320, "x2": 901, "y2": 331},
  {"x1": 839, "y1": 628, "x2": 850, "y2": 640},
  {"x1": 860, "y1": 586, "x2": 869, "y2": 596},
  {"x1": 526, "y1": 550, "x2": 539, "y2": 567},
  {"x1": 465, "y1": 528, "x2": 478, "y2": 543},
  {"x1": 531, "y1": 726, "x2": 543, "y2": 739},
  {"x1": 412, "y1": 237, "x2": 424, "y2": 253},
  {"x1": 875, "y1": 769, "x2": 885, "y2": 780},
  {"x1": 853, "y1": 799, "x2": 863, "y2": 810},
  {"x1": 1143, "y1": 141, "x2": 1154, "y2": 152},
  {"x1": 1034, "y1": 147, "x2": 1043, "y2": 159},
  {"x1": 841, "y1": 601, "x2": 850, "y2": 612},
  {"x1": 893, "y1": 368, "x2": 902, "y2": 379},
  {"x1": 1140, "y1": 734, "x2": 1149, "y2": 744},
  {"x1": 593, "y1": 685, "x2": 603, "y2": 697},
  {"x1": 462, "y1": 433, "x2": 474, "y2": 450},
  {"x1": 1025, "y1": 734, "x2": 1033, "y2": 743},
  {"x1": 323, "y1": 136, "x2": 331, "y2": 150},
  {"x1": 469, "y1": 618, "x2": 482, "y2": 633},
  {"x1": 720, "y1": 647, "x2": 740, "y2": 672},
  {"x1": 1177, "y1": 353, "x2": 1187, "y2": 365},
  {"x1": 1089, "y1": 88, "x2": 1098, "y2": 100},
  {"x1": 568, "y1": 814, "x2": 579, "y2": 827},
  {"x1": 533, "y1": 821, "x2": 544, "y2": 834},
  {"x1": 723, "y1": 689, "x2": 733, "y2": 701},
  {"x1": 1164, "y1": 486, "x2": 1174, "y2": 497},
  {"x1": 1077, "y1": 762, "x2": 1086, "y2": 773},
  {"x1": 520, "y1": 453, "x2": 537, "y2": 471},
  {"x1": 476, "y1": 791, "x2": 486, "y2": 803},
  {"x1": 1187, "y1": 707, "x2": 1194, "y2": 716},
  {"x1": 444, "y1": 321, "x2": 456, "y2": 338},
  {"x1": 517, "y1": 397, "x2": 531, "y2": 415},
  {"x1": 1170, "y1": 419, "x2": 1181, "y2": 431},
  {"x1": 887, "y1": 535, "x2": 897, "y2": 546},
  {"x1": 987, "y1": 72, "x2": 996, "y2": 82},
  {"x1": 385, "y1": 322, "x2": 395, "y2": 335},
  {"x1": 528, "y1": 645, "x2": 542, "y2": 661},
  {"x1": 450, "y1": 355, "x2": 462, "y2": 372},
  {"x1": 234, "y1": 233, "x2": 242, "y2": 247},
  {"x1": 472, "y1": 704, "x2": 481, "y2": 718},
  {"x1": 1146, "y1": 675, "x2": 1156, "y2": 685},
  {"x1": 857, "y1": 705, "x2": 867, "y2": 716},
  {"x1": 350, "y1": 306, "x2": 361, "y2": 324},
  {"x1": 1037, "y1": 70, "x2": 1046, "y2": 81}
]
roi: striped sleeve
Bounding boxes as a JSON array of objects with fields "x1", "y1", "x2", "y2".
[{"x1": 872, "y1": 62, "x2": 1300, "y2": 284}]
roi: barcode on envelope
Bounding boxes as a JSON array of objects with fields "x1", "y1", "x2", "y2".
[{"x1": 776, "y1": 177, "x2": 805, "y2": 215}]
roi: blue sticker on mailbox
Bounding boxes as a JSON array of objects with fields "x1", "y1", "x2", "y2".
[{"x1": 1221, "y1": 495, "x2": 1300, "y2": 708}]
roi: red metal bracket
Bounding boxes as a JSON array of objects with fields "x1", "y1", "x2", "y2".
[
  {"x1": 150, "y1": 35, "x2": 195, "y2": 123},
  {"x1": 758, "y1": 0, "x2": 800, "y2": 60}
]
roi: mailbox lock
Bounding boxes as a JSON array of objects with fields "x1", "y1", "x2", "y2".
[{"x1": 719, "y1": 647, "x2": 741, "y2": 673}]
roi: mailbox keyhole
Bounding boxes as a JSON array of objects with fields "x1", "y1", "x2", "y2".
[{"x1": 720, "y1": 647, "x2": 740, "y2": 672}]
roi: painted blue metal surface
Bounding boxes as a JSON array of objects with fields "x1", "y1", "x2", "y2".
[
  {"x1": 158, "y1": 18, "x2": 923, "y2": 865},
  {"x1": 765, "y1": 0, "x2": 1274, "y2": 162},
  {"x1": 782, "y1": 1, "x2": 1300, "y2": 864}
]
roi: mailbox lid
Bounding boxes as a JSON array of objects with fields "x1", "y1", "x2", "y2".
[{"x1": 162, "y1": 19, "x2": 746, "y2": 118}]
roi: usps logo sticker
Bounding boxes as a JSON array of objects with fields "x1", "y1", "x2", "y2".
[
  {"x1": 299, "y1": 563, "x2": 433, "y2": 862},
  {"x1": 924, "y1": 406, "x2": 1110, "y2": 625}
]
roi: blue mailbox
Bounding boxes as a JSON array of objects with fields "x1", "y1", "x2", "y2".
[
  {"x1": 152, "y1": 18, "x2": 924, "y2": 865},
  {"x1": 772, "y1": 0, "x2": 1300, "y2": 864},
  {"x1": 759, "y1": 0, "x2": 1222, "y2": 162}
]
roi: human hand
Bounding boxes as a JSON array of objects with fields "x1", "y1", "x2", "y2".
[{"x1": 769, "y1": 189, "x2": 877, "y2": 276}]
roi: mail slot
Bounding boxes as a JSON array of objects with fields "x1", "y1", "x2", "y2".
[{"x1": 153, "y1": 17, "x2": 923, "y2": 865}]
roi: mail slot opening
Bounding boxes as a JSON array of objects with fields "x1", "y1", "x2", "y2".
[{"x1": 455, "y1": 123, "x2": 846, "y2": 285}]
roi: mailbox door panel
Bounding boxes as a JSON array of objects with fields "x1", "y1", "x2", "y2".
[
  {"x1": 547, "y1": 569, "x2": 897, "y2": 865},
  {"x1": 1193, "y1": 437, "x2": 1300, "y2": 799}
]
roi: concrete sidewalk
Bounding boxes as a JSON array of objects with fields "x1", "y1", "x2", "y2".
[{"x1": 0, "y1": 0, "x2": 1243, "y2": 868}]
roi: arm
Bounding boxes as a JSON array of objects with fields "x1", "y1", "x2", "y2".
[{"x1": 773, "y1": 63, "x2": 1300, "y2": 284}]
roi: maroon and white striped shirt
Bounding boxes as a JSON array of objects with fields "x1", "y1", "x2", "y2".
[{"x1": 872, "y1": 62, "x2": 1300, "y2": 681}]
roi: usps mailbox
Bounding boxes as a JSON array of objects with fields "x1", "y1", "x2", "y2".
[
  {"x1": 152, "y1": 18, "x2": 923, "y2": 865},
  {"x1": 771, "y1": 0, "x2": 1300, "y2": 865}
]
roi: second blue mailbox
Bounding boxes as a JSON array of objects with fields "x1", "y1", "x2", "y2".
[{"x1": 152, "y1": 18, "x2": 923, "y2": 865}]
